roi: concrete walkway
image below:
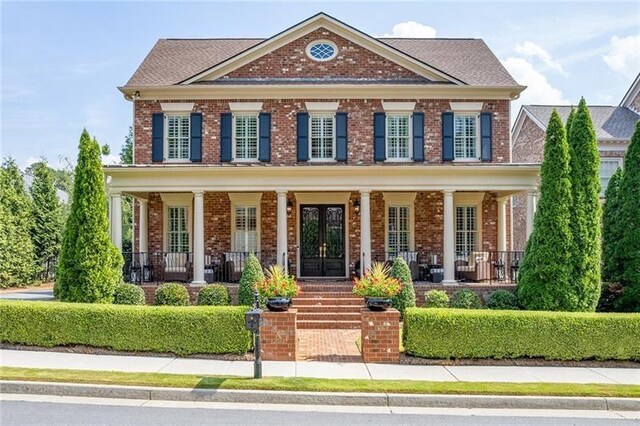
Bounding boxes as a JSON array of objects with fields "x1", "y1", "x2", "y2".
[{"x1": 2, "y1": 349, "x2": 639, "y2": 385}]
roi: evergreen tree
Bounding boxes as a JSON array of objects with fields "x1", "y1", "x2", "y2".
[
  {"x1": 567, "y1": 99, "x2": 602, "y2": 311},
  {"x1": 237, "y1": 253, "x2": 264, "y2": 306},
  {"x1": 389, "y1": 257, "x2": 416, "y2": 316},
  {"x1": 55, "y1": 130, "x2": 123, "y2": 303},
  {"x1": 517, "y1": 110, "x2": 574, "y2": 310},
  {"x1": 616, "y1": 121, "x2": 640, "y2": 311},
  {"x1": 120, "y1": 126, "x2": 133, "y2": 252},
  {"x1": 565, "y1": 107, "x2": 575, "y2": 138},
  {"x1": 29, "y1": 161, "x2": 63, "y2": 279},
  {"x1": 0, "y1": 159, "x2": 36, "y2": 287},
  {"x1": 601, "y1": 167, "x2": 623, "y2": 283}
]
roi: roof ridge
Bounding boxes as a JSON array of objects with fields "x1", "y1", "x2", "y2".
[
  {"x1": 526, "y1": 104, "x2": 624, "y2": 108},
  {"x1": 163, "y1": 38, "x2": 265, "y2": 41},
  {"x1": 379, "y1": 37, "x2": 479, "y2": 40}
]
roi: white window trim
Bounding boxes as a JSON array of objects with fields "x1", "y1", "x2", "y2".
[
  {"x1": 163, "y1": 113, "x2": 191, "y2": 163},
  {"x1": 450, "y1": 102, "x2": 484, "y2": 111},
  {"x1": 453, "y1": 192, "x2": 484, "y2": 255},
  {"x1": 232, "y1": 113, "x2": 260, "y2": 163},
  {"x1": 385, "y1": 113, "x2": 413, "y2": 162},
  {"x1": 381, "y1": 101, "x2": 416, "y2": 112},
  {"x1": 308, "y1": 112, "x2": 337, "y2": 162},
  {"x1": 228, "y1": 102, "x2": 263, "y2": 113},
  {"x1": 383, "y1": 193, "x2": 416, "y2": 253},
  {"x1": 599, "y1": 157, "x2": 624, "y2": 196},
  {"x1": 161, "y1": 193, "x2": 194, "y2": 253},
  {"x1": 305, "y1": 102, "x2": 340, "y2": 112},
  {"x1": 452, "y1": 112, "x2": 481, "y2": 163},
  {"x1": 306, "y1": 39, "x2": 338, "y2": 62},
  {"x1": 161, "y1": 102, "x2": 195, "y2": 113},
  {"x1": 229, "y1": 193, "x2": 262, "y2": 252}
]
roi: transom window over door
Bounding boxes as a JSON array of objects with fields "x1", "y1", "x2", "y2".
[
  {"x1": 456, "y1": 206, "x2": 477, "y2": 256},
  {"x1": 168, "y1": 206, "x2": 189, "y2": 252},
  {"x1": 388, "y1": 206, "x2": 410, "y2": 254},
  {"x1": 310, "y1": 114, "x2": 334, "y2": 160},
  {"x1": 235, "y1": 206, "x2": 258, "y2": 252},
  {"x1": 454, "y1": 114, "x2": 479, "y2": 159},
  {"x1": 386, "y1": 114, "x2": 411, "y2": 160},
  {"x1": 234, "y1": 115, "x2": 258, "y2": 160},
  {"x1": 166, "y1": 115, "x2": 190, "y2": 160}
]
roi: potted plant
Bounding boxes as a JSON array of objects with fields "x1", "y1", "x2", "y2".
[
  {"x1": 255, "y1": 264, "x2": 300, "y2": 311},
  {"x1": 352, "y1": 262, "x2": 403, "y2": 311}
]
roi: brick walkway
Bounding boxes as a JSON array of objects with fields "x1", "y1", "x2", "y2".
[{"x1": 296, "y1": 329, "x2": 361, "y2": 362}]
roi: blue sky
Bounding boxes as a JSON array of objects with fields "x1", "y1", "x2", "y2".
[{"x1": 2, "y1": 1, "x2": 639, "y2": 169}]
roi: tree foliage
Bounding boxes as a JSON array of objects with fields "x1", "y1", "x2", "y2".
[
  {"x1": 389, "y1": 257, "x2": 416, "y2": 316},
  {"x1": 237, "y1": 253, "x2": 264, "y2": 306},
  {"x1": 120, "y1": 126, "x2": 133, "y2": 252},
  {"x1": 55, "y1": 129, "x2": 123, "y2": 303},
  {"x1": 601, "y1": 167, "x2": 624, "y2": 283},
  {"x1": 517, "y1": 110, "x2": 574, "y2": 310}
]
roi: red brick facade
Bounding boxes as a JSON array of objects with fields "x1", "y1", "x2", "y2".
[
  {"x1": 360, "y1": 308, "x2": 400, "y2": 363},
  {"x1": 260, "y1": 310, "x2": 298, "y2": 361}
]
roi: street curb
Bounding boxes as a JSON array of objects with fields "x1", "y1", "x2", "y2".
[{"x1": 2, "y1": 380, "x2": 639, "y2": 411}]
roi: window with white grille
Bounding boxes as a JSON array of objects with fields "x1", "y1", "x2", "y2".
[
  {"x1": 234, "y1": 206, "x2": 258, "y2": 253},
  {"x1": 168, "y1": 206, "x2": 189, "y2": 252},
  {"x1": 166, "y1": 115, "x2": 190, "y2": 160},
  {"x1": 234, "y1": 115, "x2": 258, "y2": 160},
  {"x1": 386, "y1": 114, "x2": 411, "y2": 160},
  {"x1": 387, "y1": 205, "x2": 410, "y2": 254},
  {"x1": 310, "y1": 114, "x2": 334, "y2": 160},
  {"x1": 454, "y1": 114, "x2": 479, "y2": 159},
  {"x1": 599, "y1": 158, "x2": 623, "y2": 196},
  {"x1": 456, "y1": 206, "x2": 477, "y2": 256}
]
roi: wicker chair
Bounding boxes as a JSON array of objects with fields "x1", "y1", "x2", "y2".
[{"x1": 455, "y1": 251, "x2": 490, "y2": 282}]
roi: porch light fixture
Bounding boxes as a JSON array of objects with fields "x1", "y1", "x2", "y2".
[
  {"x1": 287, "y1": 200, "x2": 293, "y2": 217},
  {"x1": 353, "y1": 199, "x2": 360, "y2": 215}
]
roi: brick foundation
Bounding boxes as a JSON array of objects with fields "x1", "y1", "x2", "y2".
[
  {"x1": 259, "y1": 309, "x2": 298, "y2": 361},
  {"x1": 360, "y1": 308, "x2": 400, "y2": 364}
]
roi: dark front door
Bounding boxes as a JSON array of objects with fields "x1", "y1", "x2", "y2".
[{"x1": 300, "y1": 205, "x2": 345, "y2": 277}]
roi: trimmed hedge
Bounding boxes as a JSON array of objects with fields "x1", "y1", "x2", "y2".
[
  {"x1": 198, "y1": 284, "x2": 230, "y2": 306},
  {"x1": 450, "y1": 289, "x2": 482, "y2": 309},
  {"x1": 424, "y1": 290, "x2": 449, "y2": 308},
  {"x1": 113, "y1": 284, "x2": 146, "y2": 305},
  {"x1": 155, "y1": 283, "x2": 190, "y2": 306},
  {"x1": 403, "y1": 308, "x2": 640, "y2": 361},
  {"x1": 0, "y1": 301, "x2": 251, "y2": 355},
  {"x1": 486, "y1": 290, "x2": 520, "y2": 310}
]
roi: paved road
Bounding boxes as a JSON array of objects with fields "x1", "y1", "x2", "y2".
[
  {"x1": 0, "y1": 290, "x2": 54, "y2": 301},
  {"x1": 1, "y1": 396, "x2": 639, "y2": 425}
]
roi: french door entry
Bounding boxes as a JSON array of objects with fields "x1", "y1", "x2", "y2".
[{"x1": 300, "y1": 205, "x2": 345, "y2": 277}]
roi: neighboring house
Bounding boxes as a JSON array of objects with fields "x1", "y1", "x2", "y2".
[
  {"x1": 511, "y1": 73, "x2": 640, "y2": 251},
  {"x1": 105, "y1": 13, "x2": 538, "y2": 286}
]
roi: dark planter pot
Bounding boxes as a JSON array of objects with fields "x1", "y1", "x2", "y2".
[
  {"x1": 266, "y1": 297, "x2": 292, "y2": 312},
  {"x1": 365, "y1": 297, "x2": 393, "y2": 311}
]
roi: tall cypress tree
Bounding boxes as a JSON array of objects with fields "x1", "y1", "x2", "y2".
[
  {"x1": 30, "y1": 162, "x2": 63, "y2": 279},
  {"x1": 517, "y1": 110, "x2": 574, "y2": 310},
  {"x1": 0, "y1": 159, "x2": 36, "y2": 287},
  {"x1": 616, "y1": 121, "x2": 640, "y2": 311},
  {"x1": 565, "y1": 107, "x2": 575, "y2": 138},
  {"x1": 567, "y1": 99, "x2": 602, "y2": 311},
  {"x1": 601, "y1": 167, "x2": 623, "y2": 283},
  {"x1": 55, "y1": 130, "x2": 123, "y2": 303}
]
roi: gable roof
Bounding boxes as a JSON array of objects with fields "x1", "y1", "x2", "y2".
[
  {"x1": 125, "y1": 13, "x2": 518, "y2": 88},
  {"x1": 620, "y1": 72, "x2": 640, "y2": 111}
]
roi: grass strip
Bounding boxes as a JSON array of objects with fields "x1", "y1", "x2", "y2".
[{"x1": 1, "y1": 367, "x2": 639, "y2": 398}]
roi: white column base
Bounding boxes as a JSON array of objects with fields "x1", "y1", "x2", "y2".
[{"x1": 441, "y1": 280, "x2": 459, "y2": 286}]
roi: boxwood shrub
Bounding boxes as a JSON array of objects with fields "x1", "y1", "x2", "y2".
[
  {"x1": 424, "y1": 290, "x2": 449, "y2": 308},
  {"x1": 113, "y1": 283, "x2": 146, "y2": 305},
  {"x1": 155, "y1": 283, "x2": 190, "y2": 306},
  {"x1": 450, "y1": 289, "x2": 482, "y2": 309},
  {"x1": 486, "y1": 290, "x2": 520, "y2": 310},
  {"x1": 403, "y1": 308, "x2": 640, "y2": 361},
  {"x1": 198, "y1": 284, "x2": 230, "y2": 306},
  {"x1": 0, "y1": 301, "x2": 251, "y2": 355}
]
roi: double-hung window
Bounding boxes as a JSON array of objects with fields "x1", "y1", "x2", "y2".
[
  {"x1": 310, "y1": 114, "x2": 335, "y2": 160},
  {"x1": 386, "y1": 114, "x2": 411, "y2": 160},
  {"x1": 166, "y1": 115, "x2": 190, "y2": 160},
  {"x1": 167, "y1": 206, "x2": 190, "y2": 252},
  {"x1": 454, "y1": 114, "x2": 479, "y2": 160},
  {"x1": 233, "y1": 114, "x2": 259, "y2": 161},
  {"x1": 455, "y1": 206, "x2": 477, "y2": 256},
  {"x1": 387, "y1": 205, "x2": 410, "y2": 254},
  {"x1": 599, "y1": 158, "x2": 623, "y2": 196},
  {"x1": 234, "y1": 206, "x2": 258, "y2": 253}
]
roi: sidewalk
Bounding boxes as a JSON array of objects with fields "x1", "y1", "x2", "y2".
[{"x1": 2, "y1": 349, "x2": 639, "y2": 385}]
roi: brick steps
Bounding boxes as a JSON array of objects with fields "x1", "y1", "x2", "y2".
[
  {"x1": 294, "y1": 304, "x2": 363, "y2": 313},
  {"x1": 297, "y1": 319, "x2": 361, "y2": 329},
  {"x1": 293, "y1": 297, "x2": 362, "y2": 306},
  {"x1": 297, "y1": 312, "x2": 361, "y2": 322},
  {"x1": 297, "y1": 291, "x2": 356, "y2": 298},
  {"x1": 293, "y1": 283, "x2": 363, "y2": 329}
]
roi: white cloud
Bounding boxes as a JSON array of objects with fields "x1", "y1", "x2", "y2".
[
  {"x1": 379, "y1": 21, "x2": 437, "y2": 38},
  {"x1": 514, "y1": 41, "x2": 568, "y2": 77},
  {"x1": 602, "y1": 35, "x2": 640, "y2": 79}
]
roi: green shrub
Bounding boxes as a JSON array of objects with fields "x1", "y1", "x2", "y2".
[
  {"x1": 155, "y1": 283, "x2": 190, "y2": 306},
  {"x1": 0, "y1": 301, "x2": 251, "y2": 355},
  {"x1": 197, "y1": 284, "x2": 230, "y2": 306},
  {"x1": 113, "y1": 283, "x2": 146, "y2": 305},
  {"x1": 450, "y1": 289, "x2": 482, "y2": 309},
  {"x1": 486, "y1": 290, "x2": 520, "y2": 310},
  {"x1": 389, "y1": 258, "x2": 416, "y2": 317},
  {"x1": 237, "y1": 253, "x2": 264, "y2": 306},
  {"x1": 424, "y1": 290, "x2": 449, "y2": 308},
  {"x1": 403, "y1": 308, "x2": 640, "y2": 360}
]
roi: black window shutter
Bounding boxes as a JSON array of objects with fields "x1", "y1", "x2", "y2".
[
  {"x1": 480, "y1": 112, "x2": 492, "y2": 161},
  {"x1": 220, "y1": 113, "x2": 232, "y2": 162},
  {"x1": 335, "y1": 112, "x2": 348, "y2": 162},
  {"x1": 258, "y1": 113, "x2": 271, "y2": 162},
  {"x1": 412, "y1": 112, "x2": 424, "y2": 162},
  {"x1": 190, "y1": 113, "x2": 202, "y2": 162},
  {"x1": 151, "y1": 113, "x2": 164, "y2": 162},
  {"x1": 442, "y1": 112, "x2": 454, "y2": 161},
  {"x1": 297, "y1": 112, "x2": 309, "y2": 162},
  {"x1": 373, "y1": 112, "x2": 386, "y2": 162}
]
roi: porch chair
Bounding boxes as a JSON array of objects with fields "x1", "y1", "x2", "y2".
[
  {"x1": 455, "y1": 251, "x2": 490, "y2": 282},
  {"x1": 164, "y1": 252, "x2": 192, "y2": 282}
]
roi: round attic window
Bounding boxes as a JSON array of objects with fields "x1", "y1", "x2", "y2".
[{"x1": 306, "y1": 40, "x2": 337, "y2": 61}]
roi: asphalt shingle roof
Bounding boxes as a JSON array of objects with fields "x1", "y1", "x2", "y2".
[{"x1": 524, "y1": 105, "x2": 640, "y2": 140}]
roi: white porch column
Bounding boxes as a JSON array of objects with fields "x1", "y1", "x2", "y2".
[
  {"x1": 526, "y1": 190, "x2": 536, "y2": 240},
  {"x1": 138, "y1": 199, "x2": 148, "y2": 254},
  {"x1": 192, "y1": 190, "x2": 205, "y2": 284},
  {"x1": 497, "y1": 197, "x2": 508, "y2": 252},
  {"x1": 111, "y1": 192, "x2": 123, "y2": 252},
  {"x1": 442, "y1": 190, "x2": 456, "y2": 284},
  {"x1": 276, "y1": 190, "x2": 288, "y2": 267},
  {"x1": 360, "y1": 190, "x2": 372, "y2": 276}
]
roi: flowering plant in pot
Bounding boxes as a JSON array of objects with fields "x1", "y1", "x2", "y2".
[
  {"x1": 352, "y1": 262, "x2": 403, "y2": 311},
  {"x1": 255, "y1": 264, "x2": 300, "y2": 311}
]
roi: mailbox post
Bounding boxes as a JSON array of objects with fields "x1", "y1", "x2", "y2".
[{"x1": 244, "y1": 291, "x2": 262, "y2": 379}]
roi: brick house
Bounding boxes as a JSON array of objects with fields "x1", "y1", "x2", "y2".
[
  {"x1": 511, "y1": 73, "x2": 640, "y2": 250},
  {"x1": 105, "y1": 13, "x2": 539, "y2": 286}
]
